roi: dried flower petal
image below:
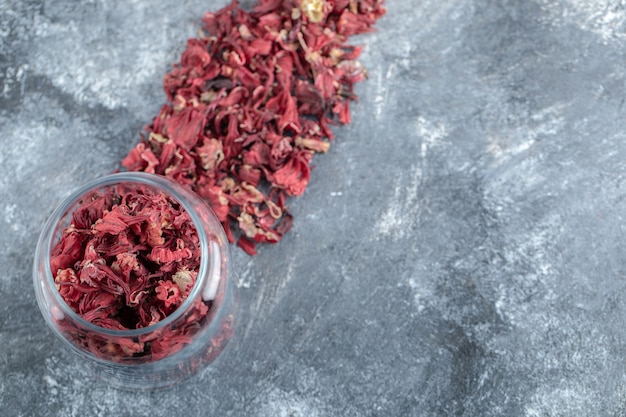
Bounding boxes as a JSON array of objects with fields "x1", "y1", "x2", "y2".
[
  {"x1": 172, "y1": 269, "x2": 197, "y2": 293},
  {"x1": 237, "y1": 236, "x2": 258, "y2": 256},
  {"x1": 272, "y1": 154, "x2": 311, "y2": 196},
  {"x1": 300, "y1": 0, "x2": 327, "y2": 23}
]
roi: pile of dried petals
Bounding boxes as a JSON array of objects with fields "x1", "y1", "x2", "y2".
[
  {"x1": 51, "y1": 184, "x2": 202, "y2": 332},
  {"x1": 122, "y1": 0, "x2": 385, "y2": 254}
]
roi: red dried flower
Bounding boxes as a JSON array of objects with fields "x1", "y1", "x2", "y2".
[
  {"x1": 122, "y1": 0, "x2": 386, "y2": 254},
  {"x1": 50, "y1": 184, "x2": 202, "y2": 332}
]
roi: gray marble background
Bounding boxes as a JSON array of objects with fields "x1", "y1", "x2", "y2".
[{"x1": 2, "y1": 0, "x2": 626, "y2": 416}]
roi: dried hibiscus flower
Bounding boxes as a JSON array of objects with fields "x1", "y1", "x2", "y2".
[
  {"x1": 50, "y1": 183, "x2": 201, "y2": 330},
  {"x1": 122, "y1": 0, "x2": 386, "y2": 255},
  {"x1": 40, "y1": 175, "x2": 236, "y2": 368}
]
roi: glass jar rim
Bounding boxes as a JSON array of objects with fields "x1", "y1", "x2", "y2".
[{"x1": 36, "y1": 172, "x2": 214, "y2": 338}]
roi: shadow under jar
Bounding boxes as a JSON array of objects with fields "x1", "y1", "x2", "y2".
[{"x1": 33, "y1": 172, "x2": 236, "y2": 389}]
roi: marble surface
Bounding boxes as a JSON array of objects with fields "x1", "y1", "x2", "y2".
[{"x1": 2, "y1": 0, "x2": 626, "y2": 415}]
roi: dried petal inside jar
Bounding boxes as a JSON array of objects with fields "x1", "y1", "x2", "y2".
[{"x1": 50, "y1": 183, "x2": 202, "y2": 330}]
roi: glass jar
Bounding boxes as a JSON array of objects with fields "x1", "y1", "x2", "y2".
[{"x1": 33, "y1": 172, "x2": 236, "y2": 389}]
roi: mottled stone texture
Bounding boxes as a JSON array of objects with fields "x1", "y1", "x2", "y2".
[{"x1": 1, "y1": 0, "x2": 626, "y2": 416}]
